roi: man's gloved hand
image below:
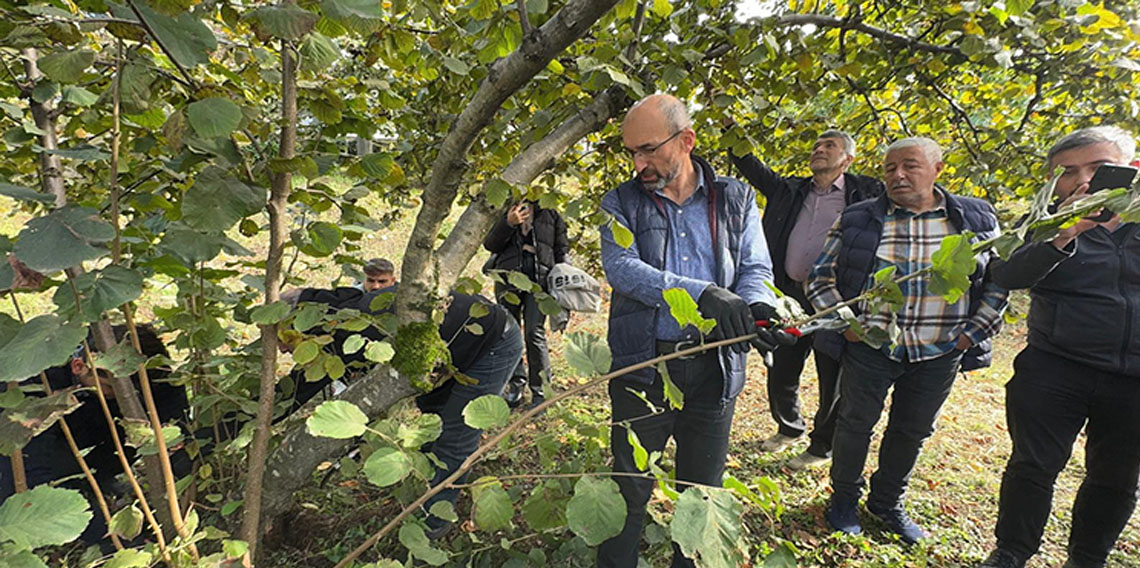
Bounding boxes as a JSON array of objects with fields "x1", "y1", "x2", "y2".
[
  {"x1": 697, "y1": 285, "x2": 753, "y2": 354},
  {"x1": 750, "y1": 303, "x2": 798, "y2": 353}
]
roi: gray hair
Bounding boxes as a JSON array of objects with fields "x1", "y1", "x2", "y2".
[
  {"x1": 819, "y1": 129, "x2": 857, "y2": 158},
  {"x1": 886, "y1": 137, "x2": 943, "y2": 164},
  {"x1": 363, "y1": 257, "x2": 395, "y2": 276},
  {"x1": 1046, "y1": 126, "x2": 1137, "y2": 165}
]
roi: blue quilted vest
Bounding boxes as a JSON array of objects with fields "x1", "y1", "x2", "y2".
[
  {"x1": 814, "y1": 189, "x2": 999, "y2": 371},
  {"x1": 604, "y1": 156, "x2": 758, "y2": 402}
]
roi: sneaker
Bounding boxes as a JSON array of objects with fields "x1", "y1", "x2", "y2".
[
  {"x1": 787, "y1": 450, "x2": 830, "y2": 471},
  {"x1": 867, "y1": 503, "x2": 926, "y2": 545},
  {"x1": 978, "y1": 549, "x2": 1025, "y2": 568},
  {"x1": 825, "y1": 497, "x2": 862, "y2": 535},
  {"x1": 759, "y1": 432, "x2": 799, "y2": 452}
]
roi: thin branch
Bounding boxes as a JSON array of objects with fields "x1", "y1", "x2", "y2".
[
  {"x1": 623, "y1": 3, "x2": 647, "y2": 62},
  {"x1": 773, "y1": 13, "x2": 960, "y2": 56},
  {"x1": 125, "y1": 1, "x2": 197, "y2": 88},
  {"x1": 516, "y1": 0, "x2": 533, "y2": 35},
  {"x1": 1018, "y1": 67, "x2": 1046, "y2": 133}
]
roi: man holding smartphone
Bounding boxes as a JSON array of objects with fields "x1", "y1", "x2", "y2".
[{"x1": 980, "y1": 126, "x2": 1140, "y2": 568}]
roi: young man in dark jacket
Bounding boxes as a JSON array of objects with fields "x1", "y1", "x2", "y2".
[
  {"x1": 979, "y1": 126, "x2": 1140, "y2": 568},
  {"x1": 729, "y1": 128, "x2": 884, "y2": 469},
  {"x1": 282, "y1": 284, "x2": 523, "y2": 536},
  {"x1": 808, "y1": 137, "x2": 1008, "y2": 544},
  {"x1": 483, "y1": 200, "x2": 569, "y2": 408}
]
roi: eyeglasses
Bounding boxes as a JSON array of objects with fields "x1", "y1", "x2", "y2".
[{"x1": 625, "y1": 129, "x2": 683, "y2": 160}]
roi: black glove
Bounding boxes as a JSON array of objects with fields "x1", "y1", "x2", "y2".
[
  {"x1": 750, "y1": 302, "x2": 798, "y2": 353},
  {"x1": 697, "y1": 285, "x2": 753, "y2": 354}
]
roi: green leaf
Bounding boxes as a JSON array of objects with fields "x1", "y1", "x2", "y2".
[
  {"x1": 762, "y1": 542, "x2": 797, "y2": 567},
  {"x1": 305, "y1": 222, "x2": 343, "y2": 256},
  {"x1": 0, "y1": 550, "x2": 49, "y2": 568},
  {"x1": 0, "y1": 183, "x2": 52, "y2": 204},
  {"x1": 247, "y1": 4, "x2": 319, "y2": 40},
  {"x1": 471, "y1": 476, "x2": 513, "y2": 531},
  {"x1": 0, "y1": 316, "x2": 88, "y2": 383},
  {"x1": 299, "y1": 33, "x2": 339, "y2": 73},
  {"x1": 0, "y1": 313, "x2": 19, "y2": 351},
  {"x1": 662, "y1": 288, "x2": 716, "y2": 335},
  {"x1": 60, "y1": 85, "x2": 98, "y2": 107},
  {"x1": 44, "y1": 145, "x2": 111, "y2": 161},
  {"x1": 186, "y1": 98, "x2": 243, "y2": 139},
  {"x1": 671, "y1": 487, "x2": 746, "y2": 568},
  {"x1": 293, "y1": 340, "x2": 320, "y2": 364},
  {"x1": 105, "y1": 549, "x2": 153, "y2": 568},
  {"x1": 91, "y1": 339, "x2": 146, "y2": 379},
  {"x1": 122, "y1": 422, "x2": 182, "y2": 457},
  {"x1": 342, "y1": 333, "x2": 366, "y2": 354},
  {"x1": 133, "y1": 3, "x2": 217, "y2": 69},
  {"x1": 397, "y1": 524, "x2": 447, "y2": 566},
  {"x1": 324, "y1": 354, "x2": 345, "y2": 380},
  {"x1": 0, "y1": 390, "x2": 80, "y2": 455},
  {"x1": 364, "y1": 340, "x2": 395, "y2": 363},
  {"x1": 507, "y1": 271, "x2": 539, "y2": 293},
  {"x1": 658, "y1": 362, "x2": 683, "y2": 410},
  {"x1": 429, "y1": 500, "x2": 458, "y2": 522},
  {"x1": 929, "y1": 232, "x2": 977, "y2": 304},
  {"x1": 293, "y1": 303, "x2": 326, "y2": 332},
  {"x1": 627, "y1": 426, "x2": 649, "y2": 471},
  {"x1": 181, "y1": 166, "x2": 264, "y2": 232},
  {"x1": 523, "y1": 481, "x2": 568, "y2": 531},
  {"x1": 484, "y1": 179, "x2": 512, "y2": 207},
  {"x1": 442, "y1": 56, "x2": 469, "y2": 75},
  {"x1": 362, "y1": 447, "x2": 411, "y2": 487},
  {"x1": 566, "y1": 476, "x2": 625, "y2": 546},
  {"x1": 222, "y1": 539, "x2": 249, "y2": 559},
  {"x1": 37, "y1": 49, "x2": 95, "y2": 83},
  {"x1": 306, "y1": 400, "x2": 368, "y2": 438},
  {"x1": 610, "y1": 218, "x2": 634, "y2": 249},
  {"x1": 563, "y1": 332, "x2": 612, "y2": 376},
  {"x1": 109, "y1": 505, "x2": 144, "y2": 540},
  {"x1": 14, "y1": 206, "x2": 114, "y2": 272},
  {"x1": 651, "y1": 0, "x2": 673, "y2": 18},
  {"x1": 251, "y1": 301, "x2": 291, "y2": 325},
  {"x1": 0, "y1": 485, "x2": 92, "y2": 548},
  {"x1": 398, "y1": 413, "x2": 442, "y2": 448},
  {"x1": 463, "y1": 394, "x2": 509, "y2": 429},
  {"x1": 537, "y1": 293, "x2": 563, "y2": 317},
  {"x1": 468, "y1": 302, "x2": 491, "y2": 319},
  {"x1": 52, "y1": 265, "x2": 143, "y2": 322}
]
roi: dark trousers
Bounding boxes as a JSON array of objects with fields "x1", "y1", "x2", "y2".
[
  {"x1": 995, "y1": 345, "x2": 1140, "y2": 567},
  {"x1": 767, "y1": 332, "x2": 841, "y2": 457},
  {"x1": 596, "y1": 349, "x2": 735, "y2": 568},
  {"x1": 495, "y1": 283, "x2": 550, "y2": 398},
  {"x1": 830, "y1": 342, "x2": 962, "y2": 509},
  {"x1": 422, "y1": 317, "x2": 523, "y2": 512}
]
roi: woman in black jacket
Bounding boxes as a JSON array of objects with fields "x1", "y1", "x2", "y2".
[{"x1": 483, "y1": 200, "x2": 569, "y2": 408}]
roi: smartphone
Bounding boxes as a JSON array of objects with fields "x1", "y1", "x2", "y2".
[{"x1": 1085, "y1": 164, "x2": 1137, "y2": 221}]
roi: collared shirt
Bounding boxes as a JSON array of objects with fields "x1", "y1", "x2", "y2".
[
  {"x1": 785, "y1": 175, "x2": 847, "y2": 283},
  {"x1": 600, "y1": 168, "x2": 776, "y2": 342},
  {"x1": 807, "y1": 195, "x2": 1008, "y2": 363}
]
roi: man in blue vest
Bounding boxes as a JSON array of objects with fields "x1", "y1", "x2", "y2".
[
  {"x1": 980, "y1": 126, "x2": 1140, "y2": 568},
  {"x1": 807, "y1": 137, "x2": 1008, "y2": 544},
  {"x1": 597, "y1": 94, "x2": 792, "y2": 568},
  {"x1": 728, "y1": 127, "x2": 884, "y2": 470}
]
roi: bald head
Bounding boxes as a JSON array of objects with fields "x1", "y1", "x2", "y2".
[{"x1": 624, "y1": 94, "x2": 691, "y2": 133}]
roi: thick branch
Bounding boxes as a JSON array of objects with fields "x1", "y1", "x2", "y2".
[
  {"x1": 772, "y1": 13, "x2": 961, "y2": 56},
  {"x1": 397, "y1": 0, "x2": 620, "y2": 323},
  {"x1": 435, "y1": 85, "x2": 627, "y2": 283}
]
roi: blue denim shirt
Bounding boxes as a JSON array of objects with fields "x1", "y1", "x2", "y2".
[{"x1": 601, "y1": 173, "x2": 775, "y2": 342}]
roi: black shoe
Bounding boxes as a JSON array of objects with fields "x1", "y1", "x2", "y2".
[
  {"x1": 978, "y1": 549, "x2": 1024, "y2": 568},
  {"x1": 867, "y1": 503, "x2": 926, "y2": 545},
  {"x1": 502, "y1": 380, "x2": 524, "y2": 408}
]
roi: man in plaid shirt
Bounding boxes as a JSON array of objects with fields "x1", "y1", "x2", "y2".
[{"x1": 807, "y1": 137, "x2": 1008, "y2": 543}]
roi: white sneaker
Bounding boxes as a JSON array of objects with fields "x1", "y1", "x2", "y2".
[
  {"x1": 787, "y1": 450, "x2": 830, "y2": 470},
  {"x1": 759, "y1": 432, "x2": 799, "y2": 452}
]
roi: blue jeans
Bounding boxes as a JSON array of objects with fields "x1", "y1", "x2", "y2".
[
  {"x1": 422, "y1": 317, "x2": 523, "y2": 513},
  {"x1": 597, "y1": 348, "x2": 735, "y2": 568},
  {"x1": 995, "y1": 345, "x2": 1140, "y2": 567},
  {"x1": 830, "y1": 342, "x2": 963, "y2": 509}
]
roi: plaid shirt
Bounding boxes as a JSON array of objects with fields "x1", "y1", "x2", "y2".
[{"x1": 808, "y1": 198, "x2": 1009, "y2": 363}]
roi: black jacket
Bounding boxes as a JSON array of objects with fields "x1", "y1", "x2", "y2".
[
  {"x1": 990, "y1": 223, "x2": 1140, "y2": 377},
  {"x1": 730, "y1": 152, "x2": 884, "y2": 292},
  {"x1": 483, "y1": 203, "x2": 569, "y2": 290}
]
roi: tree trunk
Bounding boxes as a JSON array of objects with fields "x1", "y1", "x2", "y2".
[{"x1": 396, "y1": 0, "x2": 621, "y2": 324}]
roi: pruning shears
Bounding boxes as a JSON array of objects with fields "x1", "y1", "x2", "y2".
[{"x1": 752, "y1": 317, "x2": 848, "y2": 366}]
